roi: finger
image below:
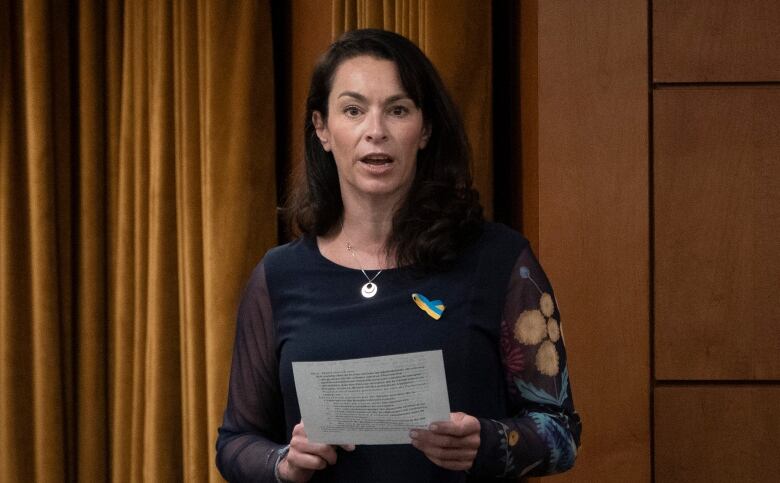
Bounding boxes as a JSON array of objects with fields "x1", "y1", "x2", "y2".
[
  {"x1": 290, "y1": 440, "x2": 339, "y2": 466},
  {"x1": 428, "y1": 422, "x2": 467, "y2": 437},
  {"x1": 285, "y1": 451, "x2": 329, "y2": 471},
  {"x1": 410, "y1": 429, "x2": 480, "y2": 449},
  {"x1": 294, "y1": 422, "x2": 353, "y2": 457},
  {"x1": 290, "y1": 423, "x2": 340, "y2": 466},
  {"x1": 429, "y1": 413, "x2": 480, "y2": 437},
  {"x1": 411, "y1": 430, "x2": 458, "y2": 449},
  {"x1": 278, "y1": 457, "x2": 314, "y2": 482},
  {"x1": 412, "y1": 442, "x2": 478, "y2": 462},
  {"x1": 292, "y1": 421, "x2": 308, "y2": 436},
  {"x1": 425, "y1": 455, "x2": 474, "y2": 471}
]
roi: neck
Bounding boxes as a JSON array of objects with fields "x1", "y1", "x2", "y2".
[
  {"x1": 342, "y1": 213, "x2": 390, "y2": 244},
  {"x1": 339, "y1": 214, "x2": 392, "y2": 266},
  {"x1": 340, "y1": 188, "x2": 402, "y2": 248},
  {"x1": 323, "y1": 192, "x2": 402, "y2": 269},
  {"x1": 317, "y1": 187, "x2": 408, "y2": 269}
]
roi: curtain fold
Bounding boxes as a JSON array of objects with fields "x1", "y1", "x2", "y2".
[
  {"x1": 198, "y1": 0, "x2": 278, "y2": 480},
  {"x1": 333, "y1": 0, "x2": 425, "y2": 45},
  {"x1": 1, "y1": 1, "x2": 277, "y2": 481},
  {"x1": 173, "y1": 1, "x2": 207, "y2": 481},
  {"x1": 145, "y1": 1, "x2": 183, "y2": 480},
  {"x1": 1, "y1": 0, "x2": 71, "y2": 480},
  {"x1": 74, "y1": 1, "x2": 109, "y2": 481},
  {"x1": 26, "y1": 0, "x2": 71, "y2": 476}
]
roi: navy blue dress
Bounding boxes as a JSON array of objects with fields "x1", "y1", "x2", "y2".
[{"x1": 217, "y1": 223, "x2": 581, "y2": 482}]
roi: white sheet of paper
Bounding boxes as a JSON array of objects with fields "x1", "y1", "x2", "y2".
[{"x1": 292, "y1": 350, "x2": 451, "y2": 445}]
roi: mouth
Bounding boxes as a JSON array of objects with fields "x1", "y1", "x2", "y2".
[{"x1": 359, "y1": 153, "x2": 394, "y2": 166}]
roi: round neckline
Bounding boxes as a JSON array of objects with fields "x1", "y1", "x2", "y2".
[{"x1": 306, "y1": 235, "x2": 402, "y2": 273}]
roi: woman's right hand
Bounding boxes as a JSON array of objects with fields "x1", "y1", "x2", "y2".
[{"x1": 277, "y1": 421, "x2": 355, "y2": 482}]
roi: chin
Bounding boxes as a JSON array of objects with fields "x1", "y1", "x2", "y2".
[{"x1": 356, "y1": 182, "x2": 410, "y2": 199}]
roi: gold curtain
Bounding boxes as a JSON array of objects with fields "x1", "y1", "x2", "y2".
[
  {"x1": 331, "y1": 0, "x2": 493, "y2": 218},
  {"x1": 0, "y1": 0, "x2": 277, "y2": 481},
  {"x1": 332, "y1": 0, "x2": 427, "y2": 45}
]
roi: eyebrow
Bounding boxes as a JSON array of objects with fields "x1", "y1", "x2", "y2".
[{"x1": 336, "y1": 91, "x2": 412, "y2": 104}]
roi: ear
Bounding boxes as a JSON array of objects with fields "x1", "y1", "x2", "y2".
[
  {"x1": 419, "y1": 124, "x2": 431, "y2": 150},
  {"x1": 312, "y1": 111, "x2": 331, "y2": 152}
]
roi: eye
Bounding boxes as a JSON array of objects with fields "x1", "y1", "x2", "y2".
[
  {"x1": 343, "y1": 105, "x2": 362, "y2": 118},
  {"x1": 389, "y1": 105, "x2": 410, "y2": 117}
]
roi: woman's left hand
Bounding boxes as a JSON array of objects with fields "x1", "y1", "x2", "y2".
[{"x1": 409, "y1": 412, "x2": 481, "y2": 471}]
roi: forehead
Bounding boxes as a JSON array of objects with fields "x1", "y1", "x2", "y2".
[{"x1": 329, "y1": 55, "x2": 406, "y2": 99}]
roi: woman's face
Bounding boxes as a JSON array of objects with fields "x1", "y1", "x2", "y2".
[{"x1": 313, "y1": 56, "x2": 429, "y2": 207}]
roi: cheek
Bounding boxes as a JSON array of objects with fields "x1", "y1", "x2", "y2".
[
  {"x1": 329, "y1": 123, "x2": 361, "y2": 149},
  {"x1": 400, "y1": 128, "x2": 426, "y2": 153},
  {"x1": 396, "y1": 116, "x2": 426, "y2": 146}
]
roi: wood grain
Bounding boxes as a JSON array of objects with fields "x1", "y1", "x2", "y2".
[
  {"x1": 654, "y1": 88, "x2": 780, "y2": 380},
  {"x1": 519, "y1": 0, "x2": 539, "y2": 248},
  {"x1": 653, "y1": 0, "x2": 780, "y2": 82},
  {"x1": 655, "y1": 385, "x2": 780, "y2": 482},
  {"x1": 523, "y1": 1, "x2": 650, "y2": 480},
  {"x1": 424, "y1": 0, "x2": 493, "y2": 218}
]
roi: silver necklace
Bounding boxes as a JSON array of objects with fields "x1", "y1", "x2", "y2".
[{"x1": 345, "y1": 242, "x2": 383, "y2": 298}]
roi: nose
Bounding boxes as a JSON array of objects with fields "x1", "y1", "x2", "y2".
[{"x1": 364, "y1": 111, "x2": 388, "y2": 143}]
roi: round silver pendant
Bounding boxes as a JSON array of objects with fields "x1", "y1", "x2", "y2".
[{"x1": 361, "y1": 282, "x2": 378, "y2": 298}]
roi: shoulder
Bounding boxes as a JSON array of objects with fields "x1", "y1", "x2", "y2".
[
  {"x1": 476, "y1": 222, "x2": 530, "y2": 256},
  {"x1": 239, "y1": 238, "x2": 311, "y2": 293},
  {"x1": 466, "y1": 222, "x2": 530, "y2": 281},
  {"x1": 462, "y1": 223, "x2": 531, "y2": 322},
  {"x1": 262, "y1": 237, "x2": 312, "y2": 270},
  {"x1": 257, "y1": 236, "x2": 322, "y2": 291}
]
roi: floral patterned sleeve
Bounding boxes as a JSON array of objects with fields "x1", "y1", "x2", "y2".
[{"x1": 471, "y1": 244, "x2": 582, "y2": 478}]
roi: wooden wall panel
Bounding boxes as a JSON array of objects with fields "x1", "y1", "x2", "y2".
[
  {"x1": 655, "y1": 386, "x2": 780, "y2": 482},
  {"x1": 424, "y1": 0, "x2": 493, "y2": 219},
  {"x1": 519, "y1": 0, "x2": 539, "y2": 248},
  {"x1": 654, "y1": 88, "x2": 780, "y2": 380},
  {"x1": 653, "y1": 0, "x2": 780, "y2": 82},
  {"x1": 523, "y1": 1, "x2": 650, "y2": 480}
]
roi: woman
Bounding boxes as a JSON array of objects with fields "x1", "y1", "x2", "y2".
[{"x1": 216, "y1": 29, "x2": 581, "y2": 482}]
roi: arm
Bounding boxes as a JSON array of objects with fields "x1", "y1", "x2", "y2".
[
  {"x1": 471, "y1": 244, "x2": 582, "y2": 478},
  {"x1": 216, "y1": 261, "x2": 355, "y2": 483},
  {"x1": 216, "y1": 261, "x2": 286, "y2": 482}
]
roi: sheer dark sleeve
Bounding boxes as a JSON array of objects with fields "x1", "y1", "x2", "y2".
[
  {"x1": 216, "y1": 261, "x2": 286, "y2": 482},
  {"x1": 471, "y1": 244, "x2": 582, "y2": 478}
]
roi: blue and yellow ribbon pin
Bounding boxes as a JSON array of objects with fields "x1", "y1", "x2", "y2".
[{"x1": 412, "y1": 293, "x2": 445, "y2": 320}]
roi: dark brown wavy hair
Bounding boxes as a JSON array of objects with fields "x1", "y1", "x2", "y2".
[{"x1": 285, "y1": 28, "x2": 483, "y2": 273}]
